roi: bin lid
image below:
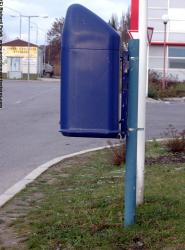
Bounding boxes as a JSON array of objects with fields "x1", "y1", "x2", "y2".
[{"x1": 62, "y1": 4, "x2": 120, "y2": 50}]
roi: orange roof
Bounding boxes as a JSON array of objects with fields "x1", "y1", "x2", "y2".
[{"x1": 2, "y1": 39, "x2": 38, "y2": 47}]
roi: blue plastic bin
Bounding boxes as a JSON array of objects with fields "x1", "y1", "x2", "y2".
[{"x1": 60, "y1": 4, "x2": 120, "y2": 138}]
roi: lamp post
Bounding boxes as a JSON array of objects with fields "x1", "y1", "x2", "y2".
[
  {"x1": 22, "y1": 15, "x2": 48, "y2": 80},
  {"x1": 48, "y1": 38, "x2": 52, "y2": 64},
  {"x1": 5, "y1": 6, "x2": 22, "y2": 39},
  {"x1": 31, "y1": 22, "x2": 39, "y2": 44},
  {"x1": 162, "y1": 14, "x2": 169, "y2": 90},
  {"x1": 146, "y1": 27, "x2": 154, "y2": 96},
  {"x1": 10, "y1": 14, "x2": 22, "y2": 39}
]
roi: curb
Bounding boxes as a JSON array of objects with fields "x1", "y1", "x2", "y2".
[
  {"x1": 146, "y1": 97, "x2": 185, "y2": 104},
  {"x1": 38, "y1": 78, "x2": 60, "y2": 82},
  {"x1": 0, "y1": 145, "x2": 120, "y2": 208},
  {"x1": 0, "y1": 138, "x2": 169, "y2": 208}
]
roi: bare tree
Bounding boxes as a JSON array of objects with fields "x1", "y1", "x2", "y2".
[
  {"x1": 109, "y1": 14, "x2": 119, "y2": 31},
  {"x1": 47, "y1": 18, "x2": 64, "y2": 43},
  {"x1": 120, "y1": 8, "x2": 130, "y2": 49},
  {"x1": 46, "y1": 18, "x2": 64, "y2": 75},
  {"x1": 108, "y1": 9, "x2": 130, "y2": 49}
]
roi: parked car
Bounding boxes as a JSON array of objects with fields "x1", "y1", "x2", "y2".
[{"x1": 43, "y1": 63, "x2": 54, "y2": 78}]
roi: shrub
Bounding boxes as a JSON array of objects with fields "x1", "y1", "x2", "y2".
[
  {"x1": 158, "y1": 87, "x2": 177, "y2": 98},
  {"x1": 174, "y1": 83, "x2": 185, "y2": 97},
  {"x1": 148, "y1": 70, "x2": 185, "y2": 99},
  {"x1": 148, "y1": 70, "x2": 162, "y2": 85},
  {"x1": 148, "y1": 85, "x2": 159, "y2": 99},
  {"x1": 163, "y1": 125, "x2": 185, "y2": 153},
  {"x1": 107, "y1": 141, "x2": 126, "y2": 166}
]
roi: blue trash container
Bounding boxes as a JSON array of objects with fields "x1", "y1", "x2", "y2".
[{"x1": 60, "y1": 4, "x2": 120, "y2": 138}]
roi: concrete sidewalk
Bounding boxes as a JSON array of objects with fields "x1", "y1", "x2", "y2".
[{"x1": 38, "y1": 77, "x2": 60, "y2": 82}]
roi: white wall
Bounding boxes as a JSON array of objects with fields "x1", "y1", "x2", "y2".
[
  {"x1": 149, "y1": 46, "x2": 185, "y2": 81},
  {"x1": 148, "y1": 0, "x2": 185, "y2": 81},
  {"x1": 148, "y1": 0, "x2": 185, "y2": 43},
  {"x1": 2, "y1": 46, "x2": 39, "y2": 75},
  {"x1": 21, "y1": 58, "x2": 37, "y2": 74}
]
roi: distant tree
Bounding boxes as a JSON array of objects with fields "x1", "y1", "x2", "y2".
[
  {"x1": 119, "y1": 8, "x2": 130, "y2": 49},
  {"x1": 47, "y1": 17, "x2": 64, "y2": 43},
  {"x1": 108, "y1": 9, "x2": 130, "y2": 49},
  {"x1": 46, "y1": 18, "x2": 64, "y2": 75},
  {"x1": 109, "y1": 14, "x2": 119, "y2": 31}
]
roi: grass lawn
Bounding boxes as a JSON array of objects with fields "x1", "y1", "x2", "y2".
[{"x1": 0, "y1": 141, "x2": 185, "y2": 249}]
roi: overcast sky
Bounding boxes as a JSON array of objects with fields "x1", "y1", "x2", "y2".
[{"x1": 3, "y1": 0, "x2": 130, "y2": 45}]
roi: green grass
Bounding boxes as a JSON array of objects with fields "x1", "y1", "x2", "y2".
[{"x1": 0, "y1": 143, "x2": 185, "y2": 249}]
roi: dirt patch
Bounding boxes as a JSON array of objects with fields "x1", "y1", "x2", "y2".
[
  {"x1": 0, "y1": 191, "x2": 44, "y2": 249},
  {"x1": 0, "y1": 207, "x2": 26, "y2": 249},
  {"x1": 146, "y1": 152, "x2": 185, "y2": 165},
  {"x1": 0, "y1": 153, "x2": 96, "y2": 249}
]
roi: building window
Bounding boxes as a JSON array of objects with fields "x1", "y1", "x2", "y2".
[{"x1": 169, "y1": 47, "x2": 185, "y2": 69}]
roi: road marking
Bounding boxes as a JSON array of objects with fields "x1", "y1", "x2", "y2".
[{"x1": 15, "y1": 100, "x2": 22, "y2": 104}]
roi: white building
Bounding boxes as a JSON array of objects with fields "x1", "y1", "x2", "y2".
[
  {"x1": 130, "y1": 0, "x2": 185, "y2": 81},
  {"x1": 2, "y1": 39, "x2": 44, "y2": 80}
]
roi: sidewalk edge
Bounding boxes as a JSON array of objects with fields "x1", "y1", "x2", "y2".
[
  {"x1": 0, "y1": 138, "x2": 168, "y2": 208},
  {"x1": 0, "y1": 144, "x2": 120, "y2": 208}
]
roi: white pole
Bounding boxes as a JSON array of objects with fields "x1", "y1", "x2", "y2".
[
  {"x1": 19, "y1": 15, "x2": 22, "y2": 39},
  {"x1": 36, "y1": 25, "x2": 38, "y2": 45},
  {"x1": 136, "y1": 0, "x2": 148, "y2": 206},
  {"x1": 28, "y1": 16, "x2": 30, "y2": 80}
]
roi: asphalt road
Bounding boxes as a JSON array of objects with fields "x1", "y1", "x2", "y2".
[{"x1": 0, "y1": 80, "x2": 185, "y2": 194}]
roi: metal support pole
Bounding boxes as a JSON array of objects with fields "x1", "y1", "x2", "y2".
[
  {"x1": 28, "y1": 16, "x2": 30, "y2": 80},
  {"x1": 163, "y1": 23, "x2": 167, "y2": 89},
  {"x1": 121, "y1": 51, "x2": 128, "y2": 138},
  {"x1": 124, "y1": 39, "x2": 139, "y2": 227},
  {"x1": 49, "y1": 43, "x2": 51, "y2": 64},
  {"x1": 36, "y1": 25, "x2": 38, "y2": 45},
  {"x1": 19, "y1": 15, "x2": 22, "y2": 39},
  {"x1": 146, "y1": 44, "x2": 149, "y2": 96},
  {"x1": 146, "y1": 27, "x2": 154, "y2": 96}
]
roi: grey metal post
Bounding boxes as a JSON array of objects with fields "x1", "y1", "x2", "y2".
[
  {"x1": 27, "y1": 16, "x2": 31, "y2": 80},
  {"x1": 19, "y1": 15, "x2": 22, "y2": 39}
]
